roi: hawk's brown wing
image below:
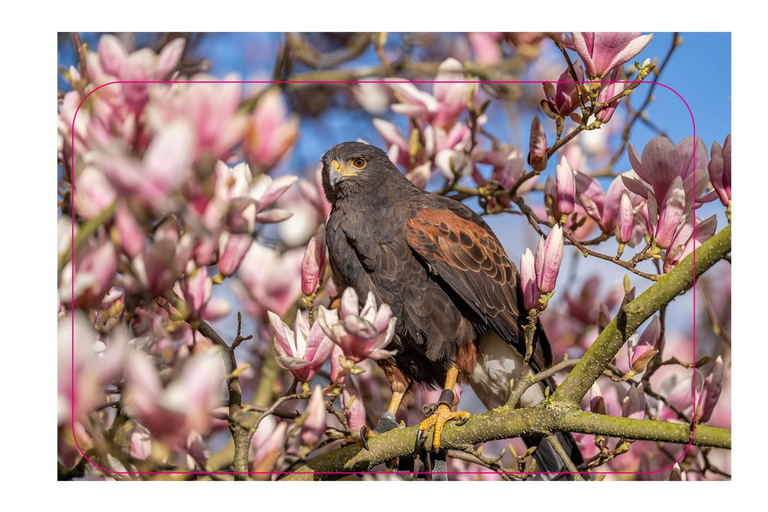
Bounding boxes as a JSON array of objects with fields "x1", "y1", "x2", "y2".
[{"x1": 404, "y1": 204, "x2": 552, "y2": 371}]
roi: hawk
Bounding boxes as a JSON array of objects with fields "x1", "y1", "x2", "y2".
[{"x1": 321, "y1": 141, "x2": 581, "y2": 474}]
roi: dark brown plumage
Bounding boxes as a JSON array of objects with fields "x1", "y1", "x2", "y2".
[{"x1": 321, "y1": 141, "x2": 580, "y2": 473}]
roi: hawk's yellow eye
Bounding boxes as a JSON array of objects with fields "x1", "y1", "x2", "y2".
[{"x1": 351, "y1": 157, "x2": 367, "y2": 169}]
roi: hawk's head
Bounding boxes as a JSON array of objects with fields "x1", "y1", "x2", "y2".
[{"x1": 320, "y1": 142, "x2": 399, "y2": 202}]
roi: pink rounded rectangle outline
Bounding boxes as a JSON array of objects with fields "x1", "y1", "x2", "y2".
[{"x1": 68, "y1": 77, "x2": 704, "y2": 479}]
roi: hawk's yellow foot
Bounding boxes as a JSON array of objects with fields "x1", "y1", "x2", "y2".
[{"x1": 416, "y1": 403, "x2": 470, "y2": 450}]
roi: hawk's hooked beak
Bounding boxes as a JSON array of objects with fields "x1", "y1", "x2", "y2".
[{"x1": 328, "y1": 159, "x2": 358, "y2": 187}]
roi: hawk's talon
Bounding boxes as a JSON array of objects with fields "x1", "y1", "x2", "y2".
[
  {"x1": 416, "y1": 403, "x2": 471, "y2": 451},
  {"x1": 360, "y1": 412, "x2": 400, "y2": 451},
  {"x1": 360, "y1": 426, "x2": 372, "y2": 451}
]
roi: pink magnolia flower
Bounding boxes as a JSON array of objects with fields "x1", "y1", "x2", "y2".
[
  {"x1": 131, "y1": 238, "x2": 179, "y2": 298},
  {"x1": 534, "y1": 224, "x2": 564, "y2": 294},
  {"x1": 468, "y1": 33, "x2": 503, "y2": 65},
  {"x1": 564, "y1": 32, "x2": 653, "y2": 79},
  {"x1": 72, "y1": 166, "x2": 116, "y2": 220},
  {"x1": 114, "y1": 202, "x2": 145, "y2": 258},
  {"x1": 472, "y1": 146, "x2": 537, "y2": 210},
  {"x1": 622, "y1": 383, "x2": 647, "y2": 420},
  {"x1": 342, "y1": 385, "x2": 367, "y2": 431},
  {"x1": 520, "y1": 248, "x2": 540, "y2": 310},
  {"x1": 595, "y1": 69, "x2": 624, "y2": 123},
  {"x1": 317, "y1": 288, "x2": 398, "y2": 363},
  {"x1": 564, "y1": 274, "x2": 623, "y2": 326},
  {"x1": 352, "y1": 83, "x2": 392, "y2": 115},
  {"x1": 627, "y1": 316, "x2": 660, "y2": 373},
  {"x1": 589, "y1": 381, "x2": 606, "y2": 415},
  {"x1": 329, "y1": 344, "x2": 347, "y2": 384},
  {"x1": 697, "y1": 356, "x2": 724, "y2": 423},
  {"x1": 243, "y1": 88, "x2": 300, "y2": 172},
  {"x1": 703, "y1": 135, "x2": 731, "y2": 206},
  {"x1": 249, "y1": 416, "x2": 288, "y2": 476},
  {"x1": 60, "y1": 235, "x2": 118, "y2": 310},
  {"x1": 301, "y1": 223, "x2": 327, "y2": 295},
  {"x1": 616, "y1": 191, "x2": 634, "y2": 244},
  {"x1": 527, "y1": 115, "x2": 548, "y2": 171},
  {"x1": 575, "y1": 172, "x2": 646, "y2": 244},
  {"x1": 58, "y1": 313, "x2": 102, "y2": 426},
  {"x1": 88, "y1": 35, "x2": 185, "y2": 112},
  {"x1": 149, "y1": 76, "x2": 248, "y2": 161},
  {"x1": 622, "y1": 136, "x2": 709, "y2": 249},
  {"x1": 387, "y1": 58, "x2": 475, "y2": 129},
  {"x1": 98, "y1": 120, "x2": 195, "y2": 207},
  {"x1": 233, "y1": 243, "x2": 304, "y2": 319},
  {"x1": 125, "y1": 348, "x2": 225, "y2": 449},
  {"x1": 268, "y1": 310, "x2": 335, "y2": 383},
  {"x1": 431, "y1": 122, "x2": 474, "y2": 179},
  {"x1": 657, "y1": 373, "x2": 696, "y2": 422},
  {"x1": 555, "y1": 156, "x2": 575, "y2": 216},
  {"x1": 297, "y1": 164, "x2": 333, "y2": 220},
  {"x1": 663, "y1": 215, "x2": 718, "y2": 272},
  {"x1": 373, "y1": 118, "x2": 411, "y2": 169},
  {"x1": 301, "y1": 385, "x2": 327, "y2": 448},
  {"x1": 181, "y1": 266, "x2": 212, "y2": 320},
  {"x1": 541, "y1": 63, "x2": 584, "y2": 118}
]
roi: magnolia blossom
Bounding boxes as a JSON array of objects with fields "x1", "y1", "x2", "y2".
[
  {"x1": 124, "y1": 348, "x2": 225, "y2": 449},
  {"x1": 472, "y1": 146, "x2": 536, "y2": 210},
  {"x1": 564, "y1": 274, "x2": 623, "y2": 326},
  {"x1": 233, "y1": 243, "x2": 304, "y2": 319},
  {"x1": 663, "y1": 214, "x2": 718, "y2": 272},
  {"x1": 627, "y1": 316, "x2": 660, "y2": 373},
  {"x1": 249, "y1": 416, "x2": 288, "y2": 476},
  {"x1": 193, "y1": 161, "x2": 295, "y2": 275},
  {"x1": 131, "y1": 239, "x2": 180, "y2": 298},
  {"x1": 148, "y1": 76, "x2": 248, "y2": 161},
  {"x1": 657, "y1": 374, "x2": 696, "y2": 422},
  {"x1": 60, "y1": 235, "x2": 118, "y2": 310},
  {"x1": 534, "y1": 224, "x2": 564, "y2": 294},
  {"x1": 616, "y1": 191, "x2": 634, "y2": 244},
  {"x1": 58, "y1": 313, "x2": 103, "y2": 425},
  {"x1": 622, "y1": 136, "x2": 709, "y2": 249},
  {"x1": 386, "y1": 58, "x2": 474, "y2": 129},
  {"x1": 301, "y1": 224, "x2": 328, "y2": 295},
  {"x1": 697, "y1": 356, "x2": 724, "y2": 423},
  {"x1": 243, "y1": 88, "x2": 300, "y2": 171},
  {"x1": 317, "y1": 288, "x2": 398, "y2": 363},
  {"x1": 703, "y1": 135, "x2": 731, "y2": 206},
  {"x1": 564, "y1": 32, "x2": 653, "y2": 79},
  {"x1": 555, "y1": 156, "x2": 575, "y2": 216},
  {"x1": 589, "y1": 381, "x2": 606, "y2": 415},
  {"x1": 575, "y1": 172, "x2": 646, "y2": 245},
  {"x1": 87, "y1": 35, "x2": 185, "y2": 112},
  {"x1": 468, "y1": 33, "x2": 503, "y2": 65},
  {"x1": 342, "y1": 385, "x2": 367, "y2": 430},
  {"x1": 97, "y1": 121, "x2": 195, "y2": 207},
  {"x1": 300, "y1": 385, "x2": 327, "y2": 448},
  {"x1": 595, "y1": 69, "x2": 624, "y2": 123},
  {"x1": 622, "y1": 383, "x2": 647, "y2": 420},
  {"x1": 541, "y1": 63, "x2": 583, "y2": 119},
  {"x1": 373, "y1": 116, "x2": 474, "y2": 180},
  {"x1": 520, "y1": 248, "x2": 540, "y2": 310},
  {"x1": 527, "y1": 115, "x2": 548, "y2": 171},
  {"x1": 180, "y1": 266, "x2": 212, "y2": 320},
  {"x1": 268, "y1": 310, "x2": 334, "y2": 382}
]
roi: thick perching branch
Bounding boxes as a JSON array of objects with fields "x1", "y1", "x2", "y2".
[{"x1": 282, "y1": 225, "x2": 732, "y2": 480}]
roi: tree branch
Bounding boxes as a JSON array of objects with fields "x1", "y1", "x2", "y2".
[{"x1": 553, "y1": 224, "x2": 731, "y2": 403}]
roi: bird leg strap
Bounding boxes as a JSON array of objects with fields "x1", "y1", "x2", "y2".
[
  {"x1": 360, "y1": 390, "x2": 405, "y2": 451},
  {"x1": 416, "y1": 366, "x2": 470, "y2": 452}
]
